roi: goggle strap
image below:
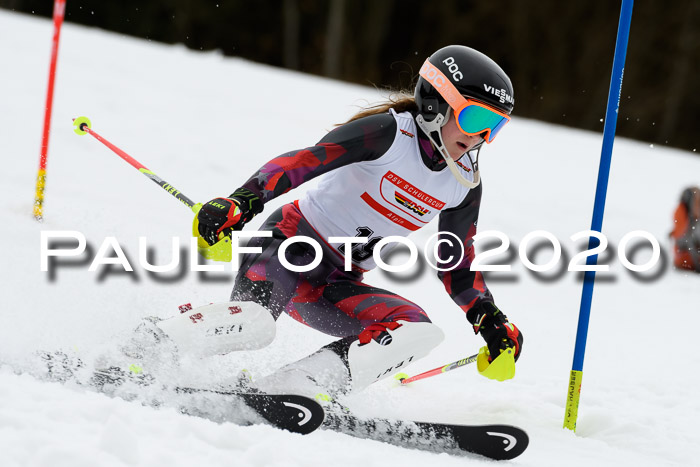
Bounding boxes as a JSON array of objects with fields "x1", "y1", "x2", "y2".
[{"x1": 419, "y1": 59, "x2": 466, "y2": 111}]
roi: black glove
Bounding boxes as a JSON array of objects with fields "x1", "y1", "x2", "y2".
[
  {"x1": 467, "y1": 302, "x2": 523, "y2": 362},
  {"x1": 197, "y1": 188, "x2": 262, "y2": 246}
]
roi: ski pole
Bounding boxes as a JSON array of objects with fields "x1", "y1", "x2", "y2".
[
  {"x1": 72, "y1": 116, "x2": 200, "y2": 212},
  {"x1": 398, "y1": 345, "x2": 516, "y2": 385},
  {"x1": 397, "y1": 353, "x2": 478, "y2": 385},
  {"x1": 72, "y1": 116, "x2": 232, "y2": 262}
]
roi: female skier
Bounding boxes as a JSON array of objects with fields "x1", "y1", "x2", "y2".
[{"x1": 195, "y1": 45, "x2": 523, "y2": 398}]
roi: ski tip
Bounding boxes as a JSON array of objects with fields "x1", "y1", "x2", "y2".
[
  {"x1": 175, "y1": 389, "x2": 325, "y2": 435},
  {"x1": 453, "y1": 424, "x2": 529, "y2": 460},
  {"x1": 485, "y1": 427, "x2": 529, "y2": 460},
  {"x1": 241, "y1": 393, "x2": 325, "y2": 436}
]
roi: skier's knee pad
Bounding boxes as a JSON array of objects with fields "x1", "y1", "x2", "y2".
[
  {"x1": 156, "y1": 301, "x2": 276, "y2": 358},
  {"x1": 344, "y1": 321, "x2": 444, "y2": 392}
]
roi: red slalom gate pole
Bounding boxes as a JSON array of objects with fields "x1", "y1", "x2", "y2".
[{"x1": 33, "y1": 0, "x2": 67, "y2": 221}]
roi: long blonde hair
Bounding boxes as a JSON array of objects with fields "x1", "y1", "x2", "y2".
[{"x1": 344, "y1": 92, "x2": 418, "y2": 124}]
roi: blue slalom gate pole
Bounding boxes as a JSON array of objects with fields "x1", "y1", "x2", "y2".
[{"x1": 563, "y1": 0, "x2": 634, "y2": 431}]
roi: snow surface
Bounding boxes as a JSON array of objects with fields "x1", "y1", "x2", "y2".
[{"x1": 1, "y1": 9, "x2": 699, "y2": 467}]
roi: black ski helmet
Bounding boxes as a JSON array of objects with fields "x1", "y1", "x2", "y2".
[
  {"x1": 415, "y1": 45, "x2": 514, "y2": 124},
  {"x1": 413, "y1": 45, "x2": 514, "y2": 189}
]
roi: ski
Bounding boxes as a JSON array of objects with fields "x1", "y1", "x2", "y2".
[
  {"x1": 33, "y1": 352, "x2": 527, "y2": 457},
  {"x1": 175, "y1": 387, "x2": 325, "y2": 435},
  {"x1": 322, "y1": 410, "x2": 528, "y2": 460},
  {"x1": 33, "y1": 352, "x2": 325, "y2": 435}
]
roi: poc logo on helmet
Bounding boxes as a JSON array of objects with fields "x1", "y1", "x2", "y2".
[{"x1": 442, "y1": 57, "x2": 463, "y2": 82}]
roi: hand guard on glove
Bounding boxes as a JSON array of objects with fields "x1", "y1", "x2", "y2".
[
  {"x1": 467, "y1": 302, "x2": 523, "y2": 362},
  {"x1": 197, "y1": 188, "x2": 263, "y2": 246}
]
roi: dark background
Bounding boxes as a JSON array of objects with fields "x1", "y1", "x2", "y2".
[{"x1": 3, "y1": 0, "x2": 698, "y2": 153}]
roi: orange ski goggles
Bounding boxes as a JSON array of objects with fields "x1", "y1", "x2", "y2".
[{"x1": 419, "y1": 59, "x2": 511, "y2": 143}]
